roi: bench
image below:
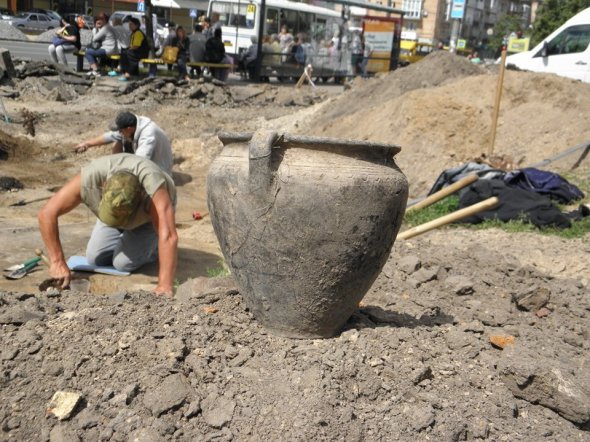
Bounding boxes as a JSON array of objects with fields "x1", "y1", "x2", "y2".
[
  {"x1": 75, "y1": 50, "x2": 120, "y2": 72},
  {"x1": 75, "y1": 50, "x2": 232, "y2": 77}
]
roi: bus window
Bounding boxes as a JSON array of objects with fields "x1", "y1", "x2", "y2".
[
  {"x1": 281, "y1": 9, "x2": 297, "y2": 34},
  {"x1": 297, "y1": 11, "x2": 312, "y2": 34},
  {"x1": 312, "y1": 18, "x2": 327, "y2": 41},
  {"x1": 266, "y1": 8, "x2": 279, "y2": 35},
  {"x1": 210, "y1": 1, "x2": 256, "y2": 29}
]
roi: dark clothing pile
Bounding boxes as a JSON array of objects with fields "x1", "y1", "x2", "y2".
[
  {"x1": 503, "y1": 168, "x2": 584, "y2": 204},
  {"x1": 428, "y1": 163, "x2": 587, "y2": 229},
  {"x1": 428, "y1": 162, "x2": 505, "y2": 195},
  {"x1": 458, "y1": 180, "x2": 573, "y2": 228}
]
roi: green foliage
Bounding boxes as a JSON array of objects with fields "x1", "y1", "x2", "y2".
[
  {"x1": 205, "y1": 259, "x2": 230, "y2": 278},
  {"x1": 473, "y1": 217, "x2": 590, "y2": 238},
  {"x1": 489, "y1": 14, "x2": 526, "y2": 49},
  {"x1": 404, "y1": 196, "x2": 460, "y2": 227},
  {"x1": 531, "y1": 0, "x2": 590, "y2": 46},
  {"x1": 403, "y1": 176, "x2": 590, "y2": 239}
]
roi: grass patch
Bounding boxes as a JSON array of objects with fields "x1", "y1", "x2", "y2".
[
  {"x1": 404, "y1": 196, "x2": 460, "y2": 227},
  {"x1": 471, "y1": 216, "x2": 590, "y2": 239},
  {"x1": 205, "y1": 259, "x2": 230, "y2": 278},
  {"x1": 403, "y1": 174, "x2": 590, "y2": 239}
]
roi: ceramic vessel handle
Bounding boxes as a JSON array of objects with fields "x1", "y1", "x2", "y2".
[{"x1": 249, "y1": 130, "x2": 278, "y2": 194}]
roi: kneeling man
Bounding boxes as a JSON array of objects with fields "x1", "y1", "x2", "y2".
[{"x1": 38, "y1": 153, "x2": 178, "y2": 297}]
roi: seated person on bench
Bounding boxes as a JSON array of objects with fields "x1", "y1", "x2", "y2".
[{"x1": 85, "y1": 12, "x2": 118, "y2": 77}]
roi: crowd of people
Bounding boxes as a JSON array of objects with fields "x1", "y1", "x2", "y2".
[
  {"x1": 46, "y1": 12, "x2": 233, "y2": 81},
  {"x1": 47, "y1": 12, "x2": 382, "y2": 81}
]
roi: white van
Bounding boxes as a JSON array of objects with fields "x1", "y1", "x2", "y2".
[
  {"x1": 109, "y1": 11, "x2": 170, "y2": 42},
  {"x1": 505, "y1": 7, "x2": 590, "y2": 83}
]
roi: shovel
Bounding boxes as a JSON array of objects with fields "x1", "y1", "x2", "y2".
[
  {"x1": 4, "y1": 256, "x2": 42, "y2": 272},
  {"x1": 4, "y1": 258, "x2": 41, "y2": 279}
]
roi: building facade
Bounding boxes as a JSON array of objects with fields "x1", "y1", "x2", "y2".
[{"x1": 398, "y1": 0, "x2": 531, "y2": 48}]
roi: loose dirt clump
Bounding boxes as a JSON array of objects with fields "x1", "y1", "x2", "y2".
[
  {"x1": 304, "y1": 52, "x2": 590, "y2": 197},
  {"x1": 0, "y1": 231, "x2": 588, "y2": 440}
]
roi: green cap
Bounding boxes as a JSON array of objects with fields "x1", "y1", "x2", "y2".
[{"x1": 98, "y1": 171, "x2": 141, "y2": 227}]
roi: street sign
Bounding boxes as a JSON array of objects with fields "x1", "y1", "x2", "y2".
[
  {"x1": 137, "y1": 0, "x2": 145, "y2": 12},
  {"x1": 450, "y1": 0, "x2": 465, "y2": 19},
  {"x1": 189, "y1": 8, "x2": 197, "y2": 18},
  {"x1": 457, "y1": 39, "x2": 466, "y2": 49}
]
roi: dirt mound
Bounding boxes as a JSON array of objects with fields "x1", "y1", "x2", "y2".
[
  {"x1": 0, "y1": 128, "x2": 42, "y2": 161},
  {"x1": 305, "y1": 53, "x2": 590, "y2": 197},
  {"x1": 1, "y1": 230, "x2": 588, "y2": 440},
  {"x1": 0, "y1": 21, "x2": 28, "y2": 41}
]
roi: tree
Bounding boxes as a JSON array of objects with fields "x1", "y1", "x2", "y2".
[
  {"x1": 489, "y1": 14, "x2": 524, "y2": 49},
  {"x1": 531, "y1": 0, "x2": 590, "y2": 45}
]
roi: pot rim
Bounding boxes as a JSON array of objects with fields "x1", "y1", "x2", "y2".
[{"x1": 218, "y1": 131, "x2": 401, "y2": 155}]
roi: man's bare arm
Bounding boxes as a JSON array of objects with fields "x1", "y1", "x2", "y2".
[
  {"x1": 38, "y1": 174, "x2": 83, "y2": 288},
  {"x1": 149, "y1": 187, "x2": 178, "y2": 297},
  {"x1": 74, "y1": 134, "x2": 111, "y2": 153}
]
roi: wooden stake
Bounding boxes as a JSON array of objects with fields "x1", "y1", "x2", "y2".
[
  {"x1": 398, "y1": 196, "x2": 499, "y2": 240},
  {"x1": 488, "y1": 49, "x2": 507, "y2": 156},
  {"x1": 406, "y1": 174, "x2": 478, "y2": 213}
]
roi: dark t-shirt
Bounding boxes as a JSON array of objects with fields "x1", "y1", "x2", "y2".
[
  {"x1": 64, "y1": 24, "x2": 81, "y2": 49},
  {"x1": 205, "y1": 37, "x2": 225, "y2": 63}
]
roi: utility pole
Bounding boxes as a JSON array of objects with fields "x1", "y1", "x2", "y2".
[{"x1": 253, "y1": 0, "x2": 266, "y2": 82}]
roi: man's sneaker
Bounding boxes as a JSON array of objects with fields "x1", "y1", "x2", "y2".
[
  {"x1": 93, "y1": 71, "x2": 102, "y2": 77},
  {"x1": 118, "y1": 76, "x2": 128, "y2": 82},
  {"x1": 85, "y1": 70, "x2": 95, "y2": 76},
  {"x1": 107, "y1": 70, "x2": 119, "y2": 77}
]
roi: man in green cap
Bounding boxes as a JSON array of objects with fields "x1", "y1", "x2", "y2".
[{"x1": 38, "y1": 153, "x2": 178, "y2": 297}]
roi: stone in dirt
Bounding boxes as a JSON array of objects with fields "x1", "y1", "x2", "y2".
[
  {"x1": 406, "y1": 404, "x2": 435, "y2": 432},
  {"x1": 47, "y1": 391, "x2": 82, "y2": 421},
  {"x1": 498, "y1": 345, "x2": 590, "y2": 428},
  {"x1": 201, "y1": 394, "x2": 236, "y2": 428},
  {"x1": 489, "y1": 335, "x2": 516, "y2": 349},
  {"x1": 413, "y1": 266, "x2": 439, "y2": 285},
  {"x1": 445, "y1": 275, "x2": 475, "y2": 295},
  {"x1": 0, "y1": 307, "x2": 45, "y2": 325},
  {"x1": 512, "y1": 286, "x2": 550, "y2": 311},
  {"x1": 49, "y1": 424, "x2": 81, "y2": 442},
  {"x1": 175, "y1": 276, "x2": 237, "y2": 302},
  {"x1": 142, "y1": 373, "x2": 194, "y2": 417},
  {"x1": 397, "y1": 255, "x2": 421, "y2": 275},
  {"x1": 0, "y1": 48, "x2": 15, "y2": 78}
]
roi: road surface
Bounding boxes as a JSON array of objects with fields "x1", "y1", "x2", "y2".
[{"x1": 0, "y1": 38, "x2": 87, "y2": 68}]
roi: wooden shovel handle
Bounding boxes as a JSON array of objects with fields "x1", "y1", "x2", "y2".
[
  {"x1": 406, "y1": 174, "x2": 478, "y2": 213},
  {"x1": 35, "y1": 249, "x2": 51, "y2": 266},
  {"x1": 399, "y1": 197, "x2": 499, "y2": 240}
]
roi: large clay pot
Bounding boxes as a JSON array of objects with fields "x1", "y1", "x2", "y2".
[{"x1": 207, "y1": 130, "x2": 408, "y2": 338}]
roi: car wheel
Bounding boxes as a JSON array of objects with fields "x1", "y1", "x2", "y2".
[{"x1": 17, "y1": 24, "x2": 24, "y2": 27}]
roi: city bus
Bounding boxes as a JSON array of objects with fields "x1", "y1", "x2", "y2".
[{"x1": 207, "y1": 0, "x2": 402, "y2": 79}]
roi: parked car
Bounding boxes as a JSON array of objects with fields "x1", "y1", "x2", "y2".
[
  {"x1": 63, "y1": 13, "x2": 94, "y2": 29},
  {"x1": 30, "y1": 8, "x2": 61, "y2": 21},
  {"x1": 9, "y1": 12, "x2": 61, "y2": 30}
]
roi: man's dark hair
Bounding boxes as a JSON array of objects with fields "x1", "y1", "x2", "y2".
[
  {"x1": 128, "y1": 17, "x2": 141, "y2": 27},
  {"x1": 194, "y1": 24, "x2": 203, "y2": 32},
  {"x1": 114, "y1": 112, "x2": 137, "y2": 130},
  {"x1": 214, "y1": 27, "x2": 222, "y2": 39}
]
